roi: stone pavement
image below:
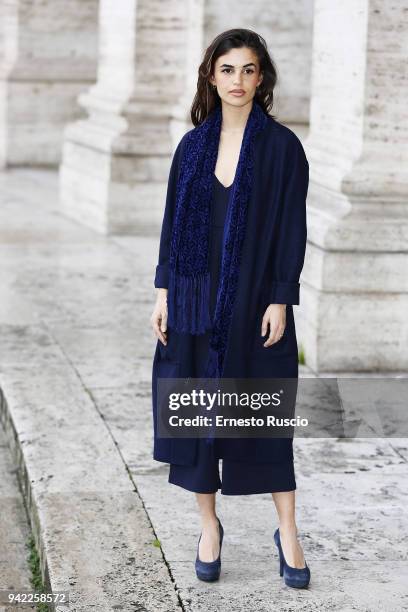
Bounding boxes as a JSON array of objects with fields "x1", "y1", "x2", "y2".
[{"x1": 0, "y1": 168, "x2": 407, "y2": 611}]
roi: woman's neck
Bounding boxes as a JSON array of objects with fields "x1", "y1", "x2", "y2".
[{"x1": 220, "y1": 99, "x2": 253, "y2": 133}]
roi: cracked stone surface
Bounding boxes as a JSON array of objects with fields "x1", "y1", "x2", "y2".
[{"x1": 0, "y1": 168, "x2": 407, "y2": 611}]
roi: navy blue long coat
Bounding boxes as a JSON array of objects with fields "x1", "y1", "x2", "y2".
[{"x1": 151, "y1": 114, "x2": 309, "y2": 466}]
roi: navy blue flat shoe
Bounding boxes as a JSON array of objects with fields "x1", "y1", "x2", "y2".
[
  {"x1": 195, "y1": 517, "x2": 224, "y2": 582},
  {"x1": 274, "y1": 527, "x2": 311, "y2": 588}
]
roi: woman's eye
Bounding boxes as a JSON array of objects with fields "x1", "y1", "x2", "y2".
[{"x1": 221, "y1": 68, "x2": 255, "y2": 75}]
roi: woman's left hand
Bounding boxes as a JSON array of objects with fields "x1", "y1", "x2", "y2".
[{"x1": 261, "y1": 304, "x2": 287, "y2": 347}]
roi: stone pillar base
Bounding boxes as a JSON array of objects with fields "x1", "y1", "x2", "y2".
[
  {"x1": 59, "y1": 95, "x2": 172, "y2": 235},
  {"x1": 297, "y1": 182, "x2": 408, "y2": 372}
]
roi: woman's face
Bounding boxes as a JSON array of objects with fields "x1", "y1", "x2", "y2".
[{"x1": 209, "y1": 46, "x2": 263, "y2": 107}]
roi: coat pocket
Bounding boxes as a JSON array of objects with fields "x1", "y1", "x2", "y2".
[
  {"x1": 250, "y1": 312, "x2": 288, "y2": 354},
  {"x1": 250, "y1": 304, "x2": 297, "y2": 357},
  {"x1": 157, "y1": 327, "x2": 180, "y2": 363}
]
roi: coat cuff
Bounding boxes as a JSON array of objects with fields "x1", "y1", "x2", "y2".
[
  {"x1": 154, "y1": 264, "x2": 169, "y2": 289},
  {"x1": 268, "y1": 281, "x2": 300, "y2": 305}
]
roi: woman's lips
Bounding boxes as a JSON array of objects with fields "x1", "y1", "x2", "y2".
[{"x1": 230, "y1": 91, "x2": 245, "y2": 96}]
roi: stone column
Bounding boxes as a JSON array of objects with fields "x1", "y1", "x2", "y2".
[
  {"x1": 300, "y1": 0, "x2": 408, "y2": 371},
  {"x1": 170, "y1": 0, "x2": 205, "y2": 143},
  {"x1": 59, "y1": 0, "x2": 187, "y2": 234},
  {"x1": 0, "y1": 0, "x2": 98, "y2": 167}
]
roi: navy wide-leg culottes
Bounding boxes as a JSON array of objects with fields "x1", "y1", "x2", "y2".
[{"x1": 168, "y1": 438, "x2": 296, "y2": 495}]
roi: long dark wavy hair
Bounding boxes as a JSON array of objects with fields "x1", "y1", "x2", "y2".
[{"x1": 190, "y1": 28, "x2": 278, "y2": 127}]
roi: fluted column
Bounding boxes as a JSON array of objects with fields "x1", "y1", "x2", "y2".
[
  {"x1": 300, "y1": 0, "x2": 408, "y2": 371},
  {"x1": 0, "y1": 0, "x2": 98, "y2": 167},
  {"x1": 170, "y1": 0, "x2": 204, "y2": 141},
  {"x1": 59, "y1": 0, "x2": 187, "y2": 234}
]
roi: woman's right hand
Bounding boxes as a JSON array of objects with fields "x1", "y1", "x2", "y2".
[{"x1": 150, "y1": 288, "x2": 168, "y2": 345}]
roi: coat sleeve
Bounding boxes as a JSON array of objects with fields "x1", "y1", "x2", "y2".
[
  {"x1": 267, "y1": 134, "x2": 309, "y2": 305},
  {"x1": 154, "y1": 134, "x2": 186, "y2": 289}
]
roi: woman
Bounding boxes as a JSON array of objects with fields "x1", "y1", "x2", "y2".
[{"x1": 150, "y1": 28, "x2": 310, "y2": 588}]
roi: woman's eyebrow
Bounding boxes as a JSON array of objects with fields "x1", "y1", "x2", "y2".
[{"x1": 219, "y1": 62, "x2": 257, "y2": 68}]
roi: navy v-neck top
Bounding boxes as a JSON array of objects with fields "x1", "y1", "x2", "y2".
[{"x1": 209, "y1": 174, "x2": 233, "y2": 320}]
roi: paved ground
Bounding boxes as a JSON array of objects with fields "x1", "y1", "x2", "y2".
[{"x1": 0, "y1": 168, "x2": 407, "y2": 611}]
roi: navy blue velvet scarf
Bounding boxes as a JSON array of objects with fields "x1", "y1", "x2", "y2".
[{"x1": 167, "y1": 100, "x2": 268, "y2": 379}]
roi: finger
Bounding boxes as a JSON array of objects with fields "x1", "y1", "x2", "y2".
[
  {"x1": 261, "y1": 316, "x2": 269, "y2": 337},
  {"x1": 264, "y1": 325, "x2": 285, "y2": 347},
  {"x1": 263, "y1": 325, "x2": 280, "y2": 347},
  {"x1": 153, "y1": 319, "x2": 167, "y2": 345},
  {"x1": 158, "y1": 328, "x2": 167, "y2": 345},
  {"x1": 160, "y1": 310, "x2": 168, "y2": 333}
]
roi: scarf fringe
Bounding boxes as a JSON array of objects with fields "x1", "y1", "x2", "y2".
[{"x1": 167, "y1": 268, "x2": 212, "y2": 334}]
